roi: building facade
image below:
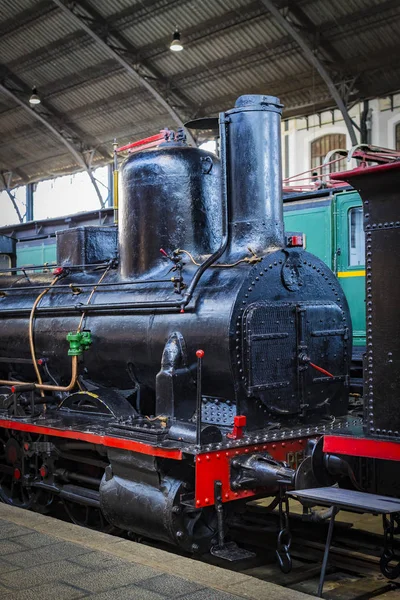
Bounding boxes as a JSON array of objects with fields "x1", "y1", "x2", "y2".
[{"x1": 282, "y1": 92, "x2": 400, "y2": 181}]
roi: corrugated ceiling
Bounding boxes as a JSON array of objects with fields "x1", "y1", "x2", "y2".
[{"x1": 1, "y1": 0, "x2": 400, "y2": 189}]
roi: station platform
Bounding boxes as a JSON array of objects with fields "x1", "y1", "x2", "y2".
[{"x1": 0, "y1": 504, "x2": 314, "y2": 600}]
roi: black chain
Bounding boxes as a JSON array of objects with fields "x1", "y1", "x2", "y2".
[
  {"x1": 276, "y1": 486, "x2": 292, "y2": 574},
  {"x1": 380, "y1": 513, "x2": 400, "y2": 580}
]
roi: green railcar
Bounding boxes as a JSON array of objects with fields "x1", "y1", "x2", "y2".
[
  {"x1": 283, "y1": 188, "x2": 366, "y2": 353},
  {"x1": 16, "y1": 238, "x2": 57, "y2": 269}
]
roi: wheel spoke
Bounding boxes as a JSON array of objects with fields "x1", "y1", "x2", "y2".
[{"x1": 63, "y1": 499, "x2": 116, "y2": 533}]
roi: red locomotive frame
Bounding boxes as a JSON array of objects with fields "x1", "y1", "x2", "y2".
[
  {"x1": 324, "y1": 435, "x2": 400, "y2": 462},
  {"x1": 0, "y1": 415, "x2": 309, "y2": 510},
  {"x1": 195, "y1": 437, "x2": 307, "y2": 508}
]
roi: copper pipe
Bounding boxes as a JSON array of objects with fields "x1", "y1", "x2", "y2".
[
  {"x1": 77, "y1": 264, "x2": 112, "y2": 332},
  {"x1": 29, "y1": 276, "x2": 60, "y2": 396},
  {"x1": 0, "y1": 355, "x2": 78, "y2": 392},
  {"x1": 1, "y1": 266, "x2": 111, "y2": 396}
]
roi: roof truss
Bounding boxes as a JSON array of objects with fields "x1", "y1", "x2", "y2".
[
  {"x1": 51, "y1": 0, "x2": 196, "y2": 144},
  {"x1": 260, "y1": 0, "x2": 358, "y2": 145},
  {"x1": 0, "y1": 65, "x2": 110, "y2": 204}
]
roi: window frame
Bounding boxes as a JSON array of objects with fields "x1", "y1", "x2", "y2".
[
  {"x1": 310, "y1": 134, "x2": 347, "y2": 174},
  {"x1": 347, "y1": 206, "x2": 365, "y2": 268}
]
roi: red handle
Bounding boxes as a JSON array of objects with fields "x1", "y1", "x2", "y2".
[
  {"x1": 115, "y1": 132, "x2": 166, "y2": 153},
  {"x1": 309, "y1": 362, "x2": 334, "y2": 378}
]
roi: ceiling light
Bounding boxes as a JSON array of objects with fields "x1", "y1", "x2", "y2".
[
  {"x1": 170, "y1": 29, "x2": 183, "y2": 52},
  {"x1": 29, "y1": 87, "x2": 41, "y2": 106}
]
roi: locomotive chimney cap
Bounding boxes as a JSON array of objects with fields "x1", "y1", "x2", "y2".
[{"x1": 232, "y1": 94, "x2": 283, "y2": 113}]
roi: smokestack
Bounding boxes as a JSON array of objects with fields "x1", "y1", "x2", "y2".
[{"x1": 224, "y1": 95, "x2": 284, "y2": 258}]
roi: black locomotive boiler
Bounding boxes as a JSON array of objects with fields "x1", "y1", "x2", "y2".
[{"x1": 0, "y1": 95, "x2": 351, "y2": 552}]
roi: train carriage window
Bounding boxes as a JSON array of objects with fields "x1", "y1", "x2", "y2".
[
  {"x1": 311, "y1": 134, "x2": 346, "y2": 173},
  {"x1": 348, "y1": 207, "x2": 365, "y2": 266}
]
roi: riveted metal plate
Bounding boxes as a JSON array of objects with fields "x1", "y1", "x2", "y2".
[
  {"x1": 243, "y1": 301, "x2": 348, "y2": 416},
  {"x1": 195, "y1": 437, "x2": 308, "y2": 508},
  {"x1": 202, "y1": 396, "x2": 235, "y2": 426},
  {"x1": 335, "y1": 163, "x2": 400, "y2": 439},
  {"x1": 244, "y1": 302, "x2": 297, "y2": 410}
]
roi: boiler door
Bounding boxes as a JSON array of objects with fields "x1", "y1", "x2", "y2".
[{"x1": 243, "y1": 301, "x2": 348, "y2": 415}]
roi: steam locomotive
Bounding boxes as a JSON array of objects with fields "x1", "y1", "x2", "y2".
[{"x1": 0, "y1": 94, "x2": 353, "y2": 553}]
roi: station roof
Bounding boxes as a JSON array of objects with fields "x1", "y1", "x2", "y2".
[{"x1": 1, "y1": 0, "x2": 400, "y2": 190}]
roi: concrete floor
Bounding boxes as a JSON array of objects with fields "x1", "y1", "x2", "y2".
[{"x1": 0, "y1": 504, "x2": 315, "y2": 600}]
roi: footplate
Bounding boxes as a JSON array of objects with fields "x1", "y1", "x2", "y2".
[{"x1": 210, "y1": 541, "x2": 256, "y2": 562}]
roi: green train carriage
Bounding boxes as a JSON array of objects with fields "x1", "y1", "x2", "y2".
[{"x1": 283, "y1": 188, "x2": 365, "y2": 356}]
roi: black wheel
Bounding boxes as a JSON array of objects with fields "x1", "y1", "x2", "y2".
[
  {"x1": 0, "y1": 430, "x2": 53, "y2": 512},
  {"x1": 0, "y1": 430, "x2": 34, "y2": 508},
  {"x1": 62, "y1": 500, "x2": 118, "y2": 533}
]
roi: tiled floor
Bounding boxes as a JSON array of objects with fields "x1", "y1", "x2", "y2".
[{"x1": 0, "y1": 505, "x2": 315, "y2": 600}]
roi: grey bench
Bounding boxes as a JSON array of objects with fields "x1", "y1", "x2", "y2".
[{"x1": 288, "y1": 487, "x2": 400, "y2": 597}]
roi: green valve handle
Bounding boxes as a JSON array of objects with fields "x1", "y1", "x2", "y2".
[{"x1": 66, "y1": 331, "x2": 92, "y2": 356}]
